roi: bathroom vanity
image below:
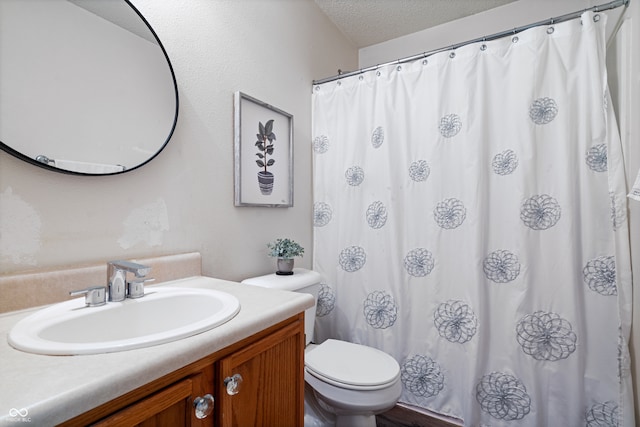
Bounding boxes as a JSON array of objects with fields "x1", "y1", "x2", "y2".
[{"x1": 0, "y1": 275, "x2": 314, "y2": 426}]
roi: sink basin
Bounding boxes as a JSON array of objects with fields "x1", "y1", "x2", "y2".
[{"x1": 8, "y1": 285, "x2": 240, "y2": 355}]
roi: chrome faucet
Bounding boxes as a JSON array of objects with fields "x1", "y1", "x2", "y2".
[{"x1": 107, "y1": 260, "x2": 152, "y2": 302}]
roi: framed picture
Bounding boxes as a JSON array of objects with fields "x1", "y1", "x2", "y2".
[{"x1": 234, "y1": 92, "x2": 293, "y2": 207}]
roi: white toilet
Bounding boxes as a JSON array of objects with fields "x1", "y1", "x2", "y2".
[{"x1": 242, "y1": 268, "x2": 402, "y2": 427}]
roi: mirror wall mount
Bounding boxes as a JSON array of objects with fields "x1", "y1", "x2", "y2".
[{"x1": 0, "y1": 0, "x2": 179, "y2": 175}]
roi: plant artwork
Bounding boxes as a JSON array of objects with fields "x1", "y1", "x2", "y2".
[
  {"x1": 256, "y1": 119, "x2": 276, "y2": 195},
  {"x1": 234, "y1": 92, "x2": 293, "y2": 207}
]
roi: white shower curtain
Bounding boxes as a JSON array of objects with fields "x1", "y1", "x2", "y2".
[{"x1": 312, "y1": 12, "x2": 633, "y2": 427}]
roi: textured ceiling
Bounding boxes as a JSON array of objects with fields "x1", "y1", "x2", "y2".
[{"x1": 314, "y1": 0, "x2": 519, "y2": 48}]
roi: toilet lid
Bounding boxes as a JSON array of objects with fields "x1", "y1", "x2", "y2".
[{"x1": 305, "y1": 339, "x2": 400, "y2": 389}]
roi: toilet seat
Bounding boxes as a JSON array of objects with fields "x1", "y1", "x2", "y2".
[{"x1": 305, "y1": 339, "x2": 400, "y2": 391}]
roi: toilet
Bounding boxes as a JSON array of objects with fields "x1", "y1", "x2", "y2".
[{"x1": 242, "y1": 268, "x2": 402, "y2": 427}]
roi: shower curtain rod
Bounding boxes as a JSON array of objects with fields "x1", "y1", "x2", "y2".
[{"x1": 312, "y1": 0, "x2": 630, "y2": 85}]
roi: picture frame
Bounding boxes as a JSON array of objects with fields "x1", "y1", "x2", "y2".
[{"x1": 234, "y1": 92, "x2": 293, "y2": 207}]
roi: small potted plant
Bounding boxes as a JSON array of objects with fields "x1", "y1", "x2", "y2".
[{"x1": 267, "y1": 238, "x2": 304, "y2": 275}]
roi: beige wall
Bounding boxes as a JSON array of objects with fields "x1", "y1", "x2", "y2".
[{"x1": 0, "y1": 1, "x2": 357, "y2": 280}]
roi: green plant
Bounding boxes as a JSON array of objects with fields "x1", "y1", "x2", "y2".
[
  {"x1": 267, "y1": 238, "x2": 304, "y2": 259},
  {"x1": 256, "y1": 119, "x2": 276, "y2": 173}
]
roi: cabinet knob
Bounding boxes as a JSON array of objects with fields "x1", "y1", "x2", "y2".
[
  {"x1": 224, "y1": 374, "x2": 243, "y2": 395},
  {"x1": 193, "y1": 393, "x2": 214, "y2": 419}
]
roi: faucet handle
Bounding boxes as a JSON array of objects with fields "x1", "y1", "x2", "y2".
[
  {"x1": 107, "y1": 260, "x2": 152, "y2": 277},
  {"x1": 69, "y1": 286, "x2": 107, "y2": 307},
  {"x1": 127, "y1": 278, "x2": 155, "y2": 299}
]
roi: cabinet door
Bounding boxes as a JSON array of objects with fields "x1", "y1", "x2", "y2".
[
  {"x1": 217, "y1": 317, "x2": 304, "y2": 427},
  {"x1": 92, "y1": 367, "x2": 214, "y2": 427}
]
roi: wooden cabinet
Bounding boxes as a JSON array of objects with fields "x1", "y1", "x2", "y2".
[
  {"x1": 217, "y1": 320, "x2": 304, "y2": 427},
  {"x1": 60, "y1": 314, "x2": 304, "y2": 427},
  {"x1": 92, "y1": 368, "x2": 214, "y2": 427}
]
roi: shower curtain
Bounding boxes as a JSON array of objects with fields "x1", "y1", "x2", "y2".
[{"x1": 311, "y1": 11, "x2": 633, "y2": 427}]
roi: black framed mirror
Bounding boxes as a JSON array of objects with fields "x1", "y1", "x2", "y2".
[{"x1": 0, "y1": 0, "x2": 178, "y2": 175}]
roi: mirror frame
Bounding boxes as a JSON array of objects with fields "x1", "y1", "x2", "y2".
[{"x1": 0, "y1": 0, "x2": 179, "y2": 176}]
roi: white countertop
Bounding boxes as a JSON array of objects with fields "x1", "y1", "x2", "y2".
[{"x1": 0, "y1": 276, "x2": 314, "y2": 426}]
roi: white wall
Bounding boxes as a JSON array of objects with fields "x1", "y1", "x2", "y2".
[
  {"x1": 0, "y1": 0, "x2": 357, "y2": 280},
  {"x1": 359, "y1": 0, "x2": 624, "y2": 68},
  {"x1": 361, "y1": 0, "x2": 640, "y2": 420},
  {"x1": 608, "y1": 0, "x2": 640, "y2": 421}
]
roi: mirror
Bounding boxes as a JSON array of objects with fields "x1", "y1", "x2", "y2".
[{"x1": 0, "y1": 0, "x2": 178, "y2": 175}]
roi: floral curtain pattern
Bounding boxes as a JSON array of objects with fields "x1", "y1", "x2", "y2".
[{"x1": 311, "y1": 12, "x2": 633, "y2": 427}]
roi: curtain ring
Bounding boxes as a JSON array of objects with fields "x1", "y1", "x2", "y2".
[
  {"x1": 593, "y1": 14, "x2": 601, "y2": 22},
  {"x1": 547, "y1": 17, "x2": 554, "y2": 33},
  {"x1": 511, "y1": 28, "x2": 519, "y2": 43}
]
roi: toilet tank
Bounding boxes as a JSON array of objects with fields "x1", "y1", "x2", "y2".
[{"x1": 241, "y1": 268, "x2": 322, "y2": 345}]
